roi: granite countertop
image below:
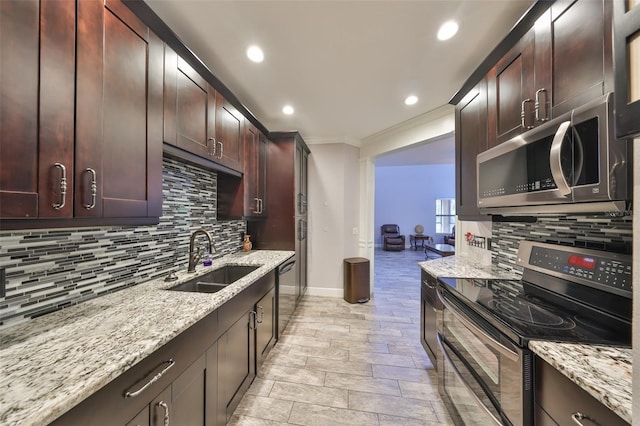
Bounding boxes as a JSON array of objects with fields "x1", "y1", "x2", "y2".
[
  {"x1": 0, "y1": 250, "x2": 294, "y2": 426},
  {"x1": 419, "y1": 254, "x2": 521, "y2": 280},
  {"x1": 419, "y1": 256, "x2": 631, "y2": 424},
  {"x1": 529, "y1": 341, "x2": 632, "y2": 424}
]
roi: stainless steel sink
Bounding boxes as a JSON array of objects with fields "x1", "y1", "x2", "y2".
[{"x1": 167, "y1": 265, "x2": 259, "y2": 294}]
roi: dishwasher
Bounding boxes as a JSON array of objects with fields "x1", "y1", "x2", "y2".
[{"x1": 276, "y1": 257, "x2": 296, "y2": 339}]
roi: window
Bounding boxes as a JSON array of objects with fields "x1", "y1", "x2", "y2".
[{"x1": 436, "y1": 199, "x2": 456, "y2": 233}]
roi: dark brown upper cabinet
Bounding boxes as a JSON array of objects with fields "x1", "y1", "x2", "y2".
[
  {"x1": 163, "y1": 48, "x2": 243, "y2": 173},
  {"x1": 0, "y1": 0, "x2": 162, "y2": 226},
  {"x1": 455, "y1": 79, "x2": 488, "y2": 220},
  {"x1": 0, "y1": 0, "x2": 75, "y2": 219},
  {"x1": 488, "y1": 0, "x2": 614, "y2": 147},
  {"x1": 75, "y1": 0, "x2": 163, "y2": 220},
  {"x1": 163, "y1": 45, "x2": 218, "y2": 160},
  {"x1": 613, "y1": 0, "x2": 640, "y2": 138}
]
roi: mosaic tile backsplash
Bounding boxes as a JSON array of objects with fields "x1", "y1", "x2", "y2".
[
  {"x1": 490, "y1": 215, "x2": 633, "y2": 274},
  {"x1": 0, "y1": 156, "x2": 246, "y2": 327}
]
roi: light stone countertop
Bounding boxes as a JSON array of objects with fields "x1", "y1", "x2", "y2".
[
  {"x1": 529, "y1": 341, "x2": 631, "y2": 424},
  {"x1": 0, "y1": 250, "x2": 294, "y2": 426},
  {"x1": 418, "y1": 254, "x2": 521, "y2": 280},
  {"x1": 419, "y1": 255, "x2": 631, "y2": 424}
]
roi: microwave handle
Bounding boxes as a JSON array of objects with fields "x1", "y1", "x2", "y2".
[
  {"x1": 549, "y1": 120, "x2": 573, "y2": 196},
  {"x1": 437, "y1": 333, "x2": 502, "y2": 425}
]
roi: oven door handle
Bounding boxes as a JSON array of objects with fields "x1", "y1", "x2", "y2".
[
  {"x1": 436, "y1": 332, "x2": 502, "y2": 425},
  {"x1": 437, "y1": 288, "x2": 519, "y2": 362}
]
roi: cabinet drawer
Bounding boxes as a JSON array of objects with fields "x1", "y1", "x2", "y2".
[{"x1": 535, "y1": 357, "x2": 628, "y2": 426}]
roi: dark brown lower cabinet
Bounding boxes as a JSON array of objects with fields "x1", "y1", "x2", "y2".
[
  {"x1": 535, "y1": 357, "x2": 629, "y2": 426},
  {"x1": 51, "y1": 269, "x2": 277, "y2": 426}
]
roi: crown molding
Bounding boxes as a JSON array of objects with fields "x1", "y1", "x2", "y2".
[{"x1": 304, "y1": 137, "x2": 362, "y2": 148}]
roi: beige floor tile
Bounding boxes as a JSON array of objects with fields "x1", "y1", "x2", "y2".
[
  {"x1": 372, "y1": 364, "x2": 433, "y2": 383},
  {"x1": 388, "y1": 343, "x2": 428, "y2": 356},
  {"x1": 314, "y1": 329, "x2": 371, "y2": 342},
  {"x1": 246, "y1": 378, "x2": 275, "y2": 396},
  {"x1": 232, "y1": 395, "x2": 293, "y2": 423},
  {"x1": 399, "y1": 379, "x2": 441, "y2": 401},
  {"x1": 304, "y1": 357, "x2": 373, "y2": 377},
  {"x1": 349, "y1": 351, "x2": 416, "y2": 368},
  {"x1": 378, "y1": 413, "x2": 450, "y2": 425},
  {"x1": 330, "y1": 339, "x2": 390, "y2": 354},
  {"x1": 257, "y1": 363, "x2": 325, "y2": 386},
  {"x1": 348, "y1": 390, "x2": 439, "y2": 420},
  {"x1": 262, "y1": 352, "x2": 308, "y2": 368},
  {"x1": 288, "y1": 401, "x2": 380, "y2": 426},
  {"x1": 269, "y1": 381, "x2": 349, "y2": 408},
  {"x1": 226, "y1": 414, "x2": 290, "y2": 425},
  {"x1": 324, "y1": 371, "x2": 401, "y2": 396},
  {"x1": 288, "y1": 345, "x2": 349, "y2": 360},
  {"x1": 278, "y1": 334, "x2": 332, "y2": 348}
]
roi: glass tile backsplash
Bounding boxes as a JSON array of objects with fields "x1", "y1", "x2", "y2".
[{"x1": 0, "y1": 156, "x2": 245, "y2": 327}]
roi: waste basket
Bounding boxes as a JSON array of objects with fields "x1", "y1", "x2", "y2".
[{"x1": 343, "y1": 257, "x2": 370, "y2": 303}]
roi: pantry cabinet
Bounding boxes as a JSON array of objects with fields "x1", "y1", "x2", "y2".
[
  {"x1": 0, "y1": 0, "x2": 163, "y2": 225},
  {"x1": 487, "y1": 0, "x2": 613, "y2": 147}
]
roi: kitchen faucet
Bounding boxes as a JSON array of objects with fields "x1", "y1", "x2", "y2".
[{"x1": 188, "y1": 228, "x2": 215, "y2": 273}]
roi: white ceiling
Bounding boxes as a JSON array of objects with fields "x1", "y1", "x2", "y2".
[{"x1": 145, "y1": 0, "x2": 535, "y2": 154}]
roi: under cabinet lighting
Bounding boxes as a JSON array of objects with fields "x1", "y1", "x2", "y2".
[
  {"x1": 247, "y1": 45, "x2": 264, "y2": 63},
  {"x1": 283, "y1": 105, "x2": 294, "y2": 115},
  {"x1": 405, "y1": 95, "x2": 418, "y2": 105},
  {"x1": 437, "y1": 21, "x2": 458, "y2": 41}
]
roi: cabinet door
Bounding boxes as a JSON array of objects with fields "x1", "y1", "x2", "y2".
[
  {"x1": 256, "y1": 287, "x2": 276, "y2": 368},
  {"x1": 487, "y1": 29, "x2": 535, "y2": 147},
  {"x1": 125, "y1": 406, "x2": 149, "y2": 426},
  {"x1": 217, "y1": 311, "x2": 255, "y2": 422},
  {"x1": 215, "y1": 93, "x2": 244, "y2": 172},
  {"x1": 534, "y1": 0, "x2": 613, "y2": 117},
  {"x1": 455, "y1": 79, "x2": 488, "y2": 220},
  {"x1": 257, "y1": 133, "x2": 269, "y2": 216},
  {"x1": 149, "y1": 385, "x2": 172, "y2": 426},
  {"x1": 75, "y1": 0, "x2": 163, "y2": 218},
  {"x1": 0, "y1": 0, "x2": 75, "y2": 219},
  {"x1": 613, "y1": 0, "x2": 640, "y2": 138},
  {"x1": 170, "y1": 353, "x2": 206, "y2": 425},
  {"x1": 163, "y1": 46, "x2": 217, "y2": 159}
]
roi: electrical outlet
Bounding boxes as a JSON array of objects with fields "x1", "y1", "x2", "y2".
[{"x1": 0, "y1": 268, "x2": 5, "y2": 298}]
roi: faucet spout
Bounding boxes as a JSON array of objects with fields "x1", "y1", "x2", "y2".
[{"x1": 188, "y1": 228, "x2": 215, "y2": 273}]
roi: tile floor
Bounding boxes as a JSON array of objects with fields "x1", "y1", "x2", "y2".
[{"x1": 228, "y1": 247, "x2": 455, "y2": 425}]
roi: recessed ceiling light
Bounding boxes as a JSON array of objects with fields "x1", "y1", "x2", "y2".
[
  {"x1": 437, "y1": 20, "x2": 458, "y2": 41},
  {"x1": 282, "y1": 105, "x2": 294, "y2": 115},
  {"x1": 405, "y1": 95, "x2": 418, "y2": 106},
  {"x1": 246, "y1": 45, "x2": 264, "y2": 63}
]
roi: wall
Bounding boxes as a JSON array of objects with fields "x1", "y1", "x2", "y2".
[
  {"x1": 0, "y1": 156, "x2": 245, "y2": 328},
  {"x1": 306, "y1": 143, "x2": 360, "y2": 297},
  {"x1": 375, "y1": 164, "x2": 455, "y2": 246}
]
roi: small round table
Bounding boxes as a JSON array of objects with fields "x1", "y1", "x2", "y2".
[{"x1": 409, "y1": 234, "x2": 432, "y2": 251}]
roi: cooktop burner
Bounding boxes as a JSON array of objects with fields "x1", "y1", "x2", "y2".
[{"x1": 488, "y1": 297, "x2": 575, "y2": 329}]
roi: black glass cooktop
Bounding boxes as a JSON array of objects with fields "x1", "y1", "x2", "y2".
[{"x1": 437, "y1": 277, "x2": 631, "y2": 347}]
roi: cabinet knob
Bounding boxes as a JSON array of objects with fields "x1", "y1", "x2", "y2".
[{"x1": 52, "y1": 163, "x2": 67, "y2": 210}]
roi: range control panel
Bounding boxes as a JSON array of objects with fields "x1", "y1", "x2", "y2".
[{"x1": 527, "y1": 245, "x2": 632, "y2": 296}]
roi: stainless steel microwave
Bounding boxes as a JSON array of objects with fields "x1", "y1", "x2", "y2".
[{"x1": 477, "y1": 93, "x2": 630, "y2": 215}]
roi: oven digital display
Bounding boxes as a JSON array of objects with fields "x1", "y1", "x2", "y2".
[{"x1": 568, "y1": 255, "x2": 596, "y2": 270}]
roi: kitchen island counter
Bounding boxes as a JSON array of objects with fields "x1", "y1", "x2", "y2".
[
  {"x1": 0, "y1": 250, "x2": 294, "y2": 426},
  {"x1": 529, "y1": 340, "x2": 631, "y2": 424},
  {"x1": 419, "y1": 254, "x2": 520, "y2": 280}
]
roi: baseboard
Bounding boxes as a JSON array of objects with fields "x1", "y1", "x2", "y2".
[{"x1": 305, "y1": 287, "x2": 343, "y2": 298}]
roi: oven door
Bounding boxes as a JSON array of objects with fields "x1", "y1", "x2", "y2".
[{"x1": 437, "y1": 287, "x2": 533, "y2": 426}]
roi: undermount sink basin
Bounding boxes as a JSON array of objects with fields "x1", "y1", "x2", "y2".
[{"x1": 168, "y1": 265, "x2": 259, "y2": 294}]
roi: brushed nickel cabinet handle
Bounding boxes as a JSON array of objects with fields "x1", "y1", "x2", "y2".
[
  {"x1": 521, "y1": 99, "x2": 534, "y2": 129},
  {"x1": 52, "y1": 163, "x2": 67, "y2": 210},
  {"x1": 250, "y1": 310, "x2": 257, "y2": 329},
  {"x1": 257, "y1": 305, "x2": 264, "y2": 324},
  {"x1": 208, "y1": 137, "x2": 216, "y2": 157},
  {"x1": 254, "y1": 198, "x2": 260, "y2": 214},
  {"x1": 571, "y1": 412, "x2": 600, "y2": 426},
  {"x1": 124, "y1": 359, "x2": 175, "y2": 398},
  {"x1": 156, "y1": 401, "x2": 170, "y2": 426},
  {"x1": 217, "y1": 141, "x2": 224, "y2": 159},
  {"x1": 258, "y1": 198, "x2": 263, "y2": 214},
  {"x1": 535, "y1": 88, "x2": 549, "y2": 122},
  {"x1": 83, "y1": 168, "x2": 97, "y2": 210}
]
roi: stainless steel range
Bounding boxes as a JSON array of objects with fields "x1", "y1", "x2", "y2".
[{"x1": 436, "y1": 241, "x2": 631, "y2": 425}]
